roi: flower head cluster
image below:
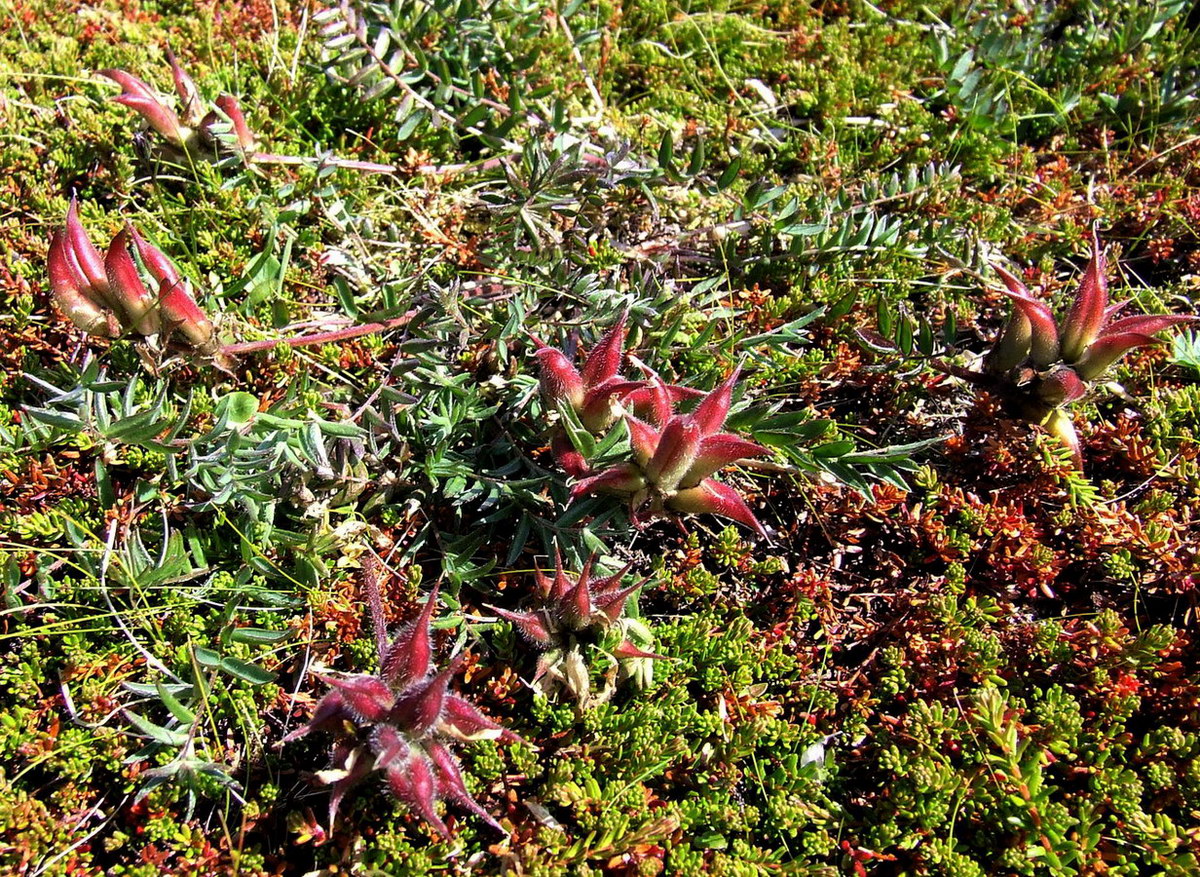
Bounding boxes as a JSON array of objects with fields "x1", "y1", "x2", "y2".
[
  {"x1": 571, "y1": 367, "x2": 770, "y2": 536},
  {"x1": 48, "y1": 198, "x2": 214, "y2": 350},
  {"x1": 983, "y1": 231, "x2": 1197, "y2": 464},
  {"x1": 534, "y1": 316, "x2": 768, "y2": 534},
  {"x1": 488, "y1": 550, "x2": 660, "y2": 703},
  {"x1": 101, "y1": 49, "x2": 255, "y2": 160},
  {"x1": 283, "y1": 580, "x2": 520, "y2": 834}
]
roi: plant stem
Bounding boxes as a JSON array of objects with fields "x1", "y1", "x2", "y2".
[{"x1": 218, "y1": 310, "x2": 418, "y2": 356}]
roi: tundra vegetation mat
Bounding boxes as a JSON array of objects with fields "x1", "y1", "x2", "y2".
[{"x1": 3, "y1": 0, "x2": 1200, "y2": 874}]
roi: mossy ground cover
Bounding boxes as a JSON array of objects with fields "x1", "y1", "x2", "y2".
[{"x1": 2, "y1": 0, "x2": 1200, "y2": 874}]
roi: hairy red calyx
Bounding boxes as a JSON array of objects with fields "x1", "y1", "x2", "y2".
[
  {"x1": 48, "y1": 199, "x2": 215, "y2": 351},
  {"x1": 570, "y1": 366, "x2": 769, "y2": 535}
]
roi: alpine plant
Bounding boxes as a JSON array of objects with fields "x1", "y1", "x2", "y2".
[
  {"x1": 488, "y1": 549, "x2": 660, "y2": 704},
  {"x1": 983, "y1": 230, "x2": 1198, "y2": 466},
  {"x1": 47, "y1": 198, "x2": 215, "y2": 351},
  {"x1": 571, "y1": 367, "x2": 770, "y2": 536},
  {"x1": 534, "y1": 316, "x2": 767, "y2": 534},
  {"x1": 100, "y1": 48, "x2": 255, "y2": 161},
  {"x1": 282, "y1": 562, "x2": 520, "y2": 835}
]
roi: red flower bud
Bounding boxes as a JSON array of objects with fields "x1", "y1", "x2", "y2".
[
  {"x1": 646, "y1": 416, "x2": 701, "y2": 492},
  {"x1": 104, "y1": 229, "x2": 162, "y2": 337},
  {"x1": 626, "y1": 416, "x2": 660, "y2": 469},
  {"x1": 1102, "y1": 313, "x2": 1198, "y2": 338},
  {"x1": 1000, "y1": 288, "x2": 1059, "y2": 367},
  {"x1": 1072, "y1": 332, "x2": 1160, "y2": 381},
  {"x1": 65, "y1": 196, "x2": 110, "y2": 295},
  {"x1": 579, "y1": 311, "x2": 628, "y2": 389},
  {"x1": 534, "y1": 346, "x2": 585, "y2": 411},
  {"x1": 386, "y1": 749, "x2": 448, "y2": 837},
  {"x1": 166, "y1": 46, "x2": 202, "y2": 123},
  {"x1": 562, "y1": 553, "x2": 597, "y2": 628},
  {"x1": 487, "y1": 605, "x2": 554, "y2": 645},
  {"x1": 1060, "y1": 228, "x2": 1107, "y2": 362},
  {"x1": 579, "y1": 377, "x2": 643, "y2": 433},
  {"x1": 1035, "y1": 366, "x2": 1088, "y2": 406},
  {"x1": 593, "y1": 579, "x2": 644, "y2": 624},
  {"x1": 381, "y1": 584, "x2": 439, "y2": 687},
  {"x1": 321, "y1": 674, "x2": 394, "y2": 723},
  {"x1": 624, "y1": 365, "x2": 705, "y2": 427},
  {"x1": 429, "y1": 741, "x2": 505, "y2": 832},
  {"x1": 550, "y1": 432, "x2": 589, "y2": 477},
  {"x1": 540, "y1": 547, "x2": 574, "y2": 602},
  {"x1": 692, "y1": 366, "x2": 741, "y2": 436},
  {"x1": 48, "y1": 230, "x2": 114, "y2": 337},
  {"x1": 215, "y1": 94, "x2": 256, "y2": 151},
  {"x1": 683, "y1": 433, "x2": 770, "y2": 488},
  {"x1": 389, "y1": 663, "x2": 455, "y2": 736},
  {"x1": 570, "y1": 463, "x2": 647, "y2": 501},
  {"x1": 127, "y1": 226, "x2": 214, "y2": 348},
  {"x1": 281, "y1": 690, "x2": 351, "y2": 743}
]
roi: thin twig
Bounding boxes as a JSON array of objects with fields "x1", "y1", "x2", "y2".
[
  {"x1": 31, "y1": 794, "x2": 125, "y2": 877},
  {"x1": 252, "y1": 151, "x2": 399, "y2": 174},
  {"x1": 362, "y1": 554, "x2": 389, "y2": 658},
  {"x1": 556, "y1": 11, "x2": 604, "y2": 115},
  {"x1": 219, "y1": 310, "x2": 418, "y2": 356}
]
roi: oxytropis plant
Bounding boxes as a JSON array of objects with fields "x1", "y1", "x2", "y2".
[
  {"x1": 48, "y1": 198, "x2": 215, "y2": 351},
  {"x1": 489, "y1": 550, "x2": 660, "y2": 704},
  {"x1": 282, "y1": 561, "x2": 520, "y2": 834},
  {"x1": 982, "y1": 230, "x2": 1197, "y2": 465},
  {"x1": 101, "y1": 48, "x2": 255, "y2": 161},
  {"x1": 535, "y1": 316, "x2": 769, "y2": 534}
]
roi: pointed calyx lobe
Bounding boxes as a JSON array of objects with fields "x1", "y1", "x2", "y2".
[
  {"x1": 166, "y1": 45, "x2": 202, "y2": 122},
  {"x1": 48, "y1": 229, "x2": 113, "y2": 337},
  {"x1": 65, "y1": 197, "x2": 110, "y2": 297},
  {"x1": 579, "y1": 312, "x2": 628, "y2": 389},
  {"x1": 670, "y1": 478, "x2": 768, "y2": 538},
  {"x1": 101, "y1": 68, "x2": 190, "y2": 147},
  {"x1": 105, "y1": 228, "x2": 163, "y2": 337},
  {"x1": 128, "y1": 226, "x2": 214, "y2": 349},
  {"x1": 381, "y1": 582, "x2": 439, "y2": 687},
  {"x1": 283, "y1": 564, "x2": 516, "y2": 834},
  {"x1": 212, "y1": 95, "x2": 256, "y2": 151},
  {"x1": 534, "y1": 346, "x2": 585, "y2": 411}
]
